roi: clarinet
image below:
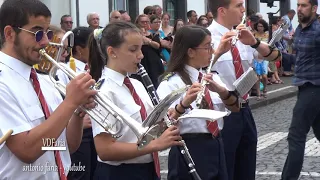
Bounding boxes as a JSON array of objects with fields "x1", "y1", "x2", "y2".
[{"x1": 137, "y1": 64, "x2": 202, "y2": 180}]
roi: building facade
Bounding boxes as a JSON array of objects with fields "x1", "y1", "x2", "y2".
[{"x1": 0, "y1": 0, "x2": 306, "y2": 30}]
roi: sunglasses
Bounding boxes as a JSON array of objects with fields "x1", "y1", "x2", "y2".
[{"x1": 18, "y1": 27, "x2": 54, "y2": 42}]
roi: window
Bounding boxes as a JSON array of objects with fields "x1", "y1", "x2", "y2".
[
  {"x1": 109, "y1": 0, "x2": 128, "y2": 11},
  {"x1": 165, "y1": 0, "x2": 176, "y2": 25},
  {"x1": 163, "y1": 0, "x2": 187, "y2": 25}
]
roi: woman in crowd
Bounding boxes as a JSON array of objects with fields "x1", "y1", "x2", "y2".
[
  {"x1": 172, "y1": 19, "x2": 184, "y2": 37},
  {"x1": 161, "y1": 13, "x2": 173, "y2": 36},
  {"x1": 134, "y1": 14, "x2": 164, "y2": 88},
  {"x1": 253, "y1": 19, "x2": 269, "y2": 100}
]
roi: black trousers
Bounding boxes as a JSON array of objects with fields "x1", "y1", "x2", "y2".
[
  {"x1": 221, "y1": 103, "x2": 257, "y2": 180},
  {"x1": 68, "y1": 128, "x2": 97, "y2": 180},
  {"x1": 168, "y1": 134, "x2": 228, "y2": 180},
  {"x1": 93, "y1": 161, "x2": 158, "y2": 180},
  {"x1": 281, "y1": 83, "x2": 320, "y2": 180}
]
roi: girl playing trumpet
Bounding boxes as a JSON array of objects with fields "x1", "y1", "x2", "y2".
[{"x1": 157, "y1": 25, "x2": 240, "y2": 180}]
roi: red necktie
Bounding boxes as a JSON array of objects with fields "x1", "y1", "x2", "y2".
[
  {"x1": 231, "y1": 46, "x2": 248, "y2": 100},
  {"x1": 123, "y1": 77, "x2": 161, "y2": 178},
  {"x1": 30, "y1": 68, "x2": 67, "y2": 180},
  {"x1": 198, "y1": 72, "x2": 219, "y2": 137}
]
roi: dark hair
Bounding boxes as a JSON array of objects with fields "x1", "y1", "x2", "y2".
[
  {"x1": 60, "y1": 14, "x2": 71, "y2": 23},
  {"x1": 161, "y1": 12, "x2": 170, "y2": 20},
  {"x1": 197, "y1": 15, "x2": 208, "y2": 25},
  {"x1": 0, "y1": 0, "x2": 51, "y2": 46},
  {"x1": 143, "y1": 6, "x2": 155, "y2": 15},
  {"x1": 207, "y1": 0, "x2": 231, "y2": 18},
  {"x1": 172, "y1": 19, "x2": 184, "y2": 35},
  {"x1": 149, "y1": 14, "x2": 159, "y2": 23},
  {"x1": 187, "y1": 10, "x2": 196, "y2": 18},
  {"x1": 72, "y1": 26, "x2": 93, "y2": 56},
  {"x1": 119, "y1": 10, "x2": 127, "y2": 14},
  {"x1": 164, "y1": 25, "x2": 211, "y2": 85},
  {"x1": 249, "y1": 15, "x2": 260, "y2": 23},
  {"x1": 309, "y1": 0, "x2": 318, "y2": 6},
  {"x1": 254, "y1": 19, "x2": 268, "y2": 32},
  {"x1": 287, "y1": 9, "x2": 296, "y2": 14},
  {"x1": 88, "y1": 21, "x2": 141, "y2": 81}
]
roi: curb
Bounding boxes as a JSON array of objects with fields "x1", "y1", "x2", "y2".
[{"x1": 249, "y1": 87, "x2": 298, "y2": 110}]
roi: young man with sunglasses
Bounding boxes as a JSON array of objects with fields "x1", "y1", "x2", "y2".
[
  {"x1": 207, "y1": 0, "x2": 282, "y2": 180},
  {"x1": 0, "y1": 0, "x2": 97, "y2": 179}
]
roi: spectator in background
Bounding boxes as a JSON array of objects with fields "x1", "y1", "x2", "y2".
[
  {"x1": 248, "y1": 15, "x2": 260, "y2": 33},
  {"x1": 256, "y1": 12, "x2": 263, "y2": 19},
  {"x1": 197, "y1": 15, "x2": 209, "y2": 27},
  {"x1": 161, "y1": 13, "x2": 173, "y2": 36},
  {"x1": 109, "y1": 10, "x2": 121, "y2": 23},
  {"x1": 253, "y1": 19, "x2": 270, "y2": 100},
  {"x1": 206, "y1": 11, "x2": 214, "y2": 25},
  {"x1": 153, "y1": 4, "x2": 163, "y2": 18},
  {"x1": 149, "y1": 15, "x2": 171, "y2": 64},
  {"x1": 172, "y1": 19, "x2": 184, "y2": 36},
  {"x1": 282, "y1": 9, "x2": 296, "y2": 53},
  {"x1": 134, "y1": 14, "x2": 164, "y2": 88},
  {"x1": 187, "y1": 10, "x2": 198, "y2": 25},
  {"x1": 144, "y1": 6, "x2": 156, "y2": 17},
  {"x1": 119, "y1": 10, "x2": 131, "y2": 22},
  {"x1": 60, "y1": 14, "x2": 73, "y2": 32},
  {"x1": 87, "y1": 12, "x2": 102, "y2": 29}
]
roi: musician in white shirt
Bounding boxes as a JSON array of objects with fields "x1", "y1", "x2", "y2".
[
  {"x1": 207, "y1": 0, "x2": 282, "y2": 180},
  {"x1": 0, "y1": 0, "x2": 97, "y2": 179},
  {"x1": 87, "y1": 21, "x2": 183, "y2": 180},
  {"x1": 157, "y1": 25, "x2": 239, "y2": 180}
]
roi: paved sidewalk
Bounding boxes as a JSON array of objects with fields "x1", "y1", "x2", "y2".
[{"x1": 249, "y1": 76, "x2": 298, "y2": 109}]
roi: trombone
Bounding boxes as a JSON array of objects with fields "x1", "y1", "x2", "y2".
[{"x1": 39, "y1": 31, "x2": 156, "y2": 149}]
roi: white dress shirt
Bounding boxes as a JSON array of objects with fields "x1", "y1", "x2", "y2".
[
  {"x1": 0, "y1": 51, "x2": 71, "y2": 179},
  {"x1": 57, "y1": 58, "x2": 87, "y2": 85},
  {"x1": 91, "y1": 67, "x2": 154, "y2": 165},
  {"x1": 208, "y1": 20, "x2": 255, "y2": 91},
  {"x1": 156, "y1": 65, "x2": 228, "y2": 134}
]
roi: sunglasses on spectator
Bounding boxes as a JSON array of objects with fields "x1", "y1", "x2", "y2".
[
  {"x1": 148, "y1": 12, "x2": 156, "y2": 15},
  {"x1": 18, "y1": 27, "x2": 53, "y2": 42}
]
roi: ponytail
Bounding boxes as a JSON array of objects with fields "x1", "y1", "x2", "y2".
[{"x1": 88, "y1": 33, "x2": 106, "y2": 81}]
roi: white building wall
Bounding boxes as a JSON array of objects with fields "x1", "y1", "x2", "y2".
[
  {"x1": 41, "y1": 0, "x2": 71, "y2": 27},
  {"x1": 77, "y1": 0, "x2": 109, "y2": 27},
  {"x1": 187, "y1": 0, "x2": 206, "y2": 16}
]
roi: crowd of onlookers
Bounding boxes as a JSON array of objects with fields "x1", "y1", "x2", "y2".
[{"x1": 57, "y1": 5, "x2": 297, "y2": 99}]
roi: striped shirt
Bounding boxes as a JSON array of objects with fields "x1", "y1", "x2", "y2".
[{"x1": 291, "y1": 18, "x2": 320, "y2": 86}]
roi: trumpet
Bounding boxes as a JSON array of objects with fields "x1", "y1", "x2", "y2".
[
  {"x1": 231, "y1": 14, "x2": 246, "y2": 46},
  {"x1": 39, "y1": 31, "x2": 155, "y2": 149}
]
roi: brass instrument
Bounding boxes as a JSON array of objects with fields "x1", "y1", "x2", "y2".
[
  {"x1": 38, "y1": 31, "x2": 169, "y2": 149},
  {"x1": 231, "y1": 14, "x2": 246, "y2": 46},
  {"x1": 0, "y1": 129, "x2": 13, "y2": 145},
  {"x1": 34, "y1": 35, "x2": 61, "y2": 73}
]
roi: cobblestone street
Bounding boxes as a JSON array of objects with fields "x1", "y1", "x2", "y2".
[{"x1": 159, "y1": 97, "x2": 320, "y2": 180}]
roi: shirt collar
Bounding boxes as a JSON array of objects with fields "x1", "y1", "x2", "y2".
[
  {"x1": 103, "y1": 66, "x2": 126, "y2": 86},
  {"x1": 0, "y1": 51, "x2": 32, "y2": 81},
  {"x1": 185, "y1": 65, "x2": 200, "y2": 82},
  {"x1": 74, "y1": 59, "x2": 86, "y2": 70},
  {"x1": 208, "y1": 19, "x2": 231, "y2": 36}
]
